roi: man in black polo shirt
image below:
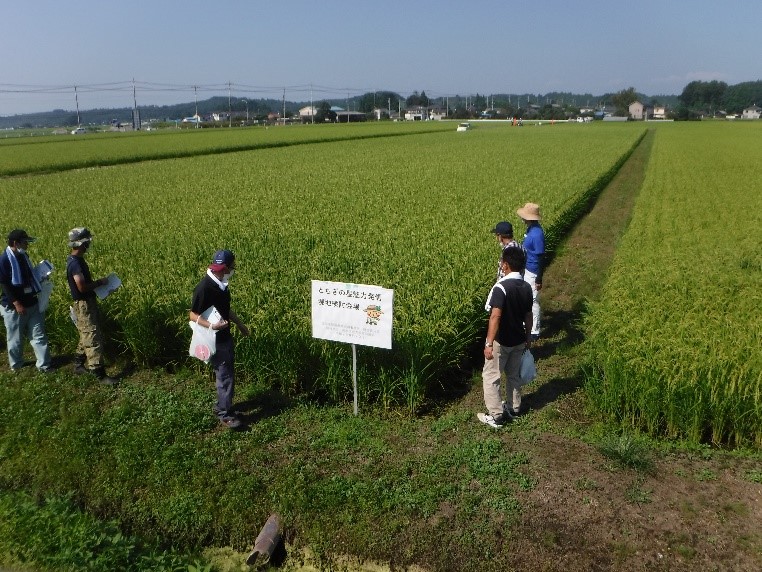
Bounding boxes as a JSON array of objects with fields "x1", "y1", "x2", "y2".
[
  {"x1": 190, "y1": 249, "x2": 250, "y2": 429},
  {"x1": 478, "y1": 246, "x2": 533, "y2": 428}
]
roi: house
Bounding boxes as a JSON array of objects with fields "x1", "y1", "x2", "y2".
[
  {"x1": 404, "y1": 106, "x2": 428, "y2": 121},
  {"x1": 629, "y1": 101, "x2": 645, "y2": 120},
  {"x1": 429, "y1": 107, "x2": 447, "y2": 120},
  {"x1": 652, "y1": 105, "x2": 667, "y2": 120},
  {"x1": 299, "y1": 106, "x2": 317, "y2": 119},
  {"x1": 742, "y1": 105, "x2": 761, "y2": 119},
  {"x1": 334, "y1": 110, "x2": 366, "y2": 123}
]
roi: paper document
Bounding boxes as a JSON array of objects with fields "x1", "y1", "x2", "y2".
[
  {"x1": 34, "y1": 260, "x2": 54, "y2": 282},
  {"x1": 95, "y1": 273, "x2": 121, "y2": 299},
  {"x1": 200, "y1": 305, "x2": 223, "y2": 326},
  {"x1": 37, "y1": 281, "x2": 54, "y2": 313}
]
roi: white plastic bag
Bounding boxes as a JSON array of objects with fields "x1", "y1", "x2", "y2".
[
  {"x1": 189, "y1": 321, "x2": 216, "y2": 363},
  {"x1": 519, "y1": 349, "x2": 536, "y2": 385}
]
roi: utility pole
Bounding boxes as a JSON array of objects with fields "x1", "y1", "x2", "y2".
[
  {"x1": 282, "y1": 88, "x2": 286, "y2": 123},
  {"x1": 132, "y1": 78, "x2": 140, "y2": 131},
  {"x1": 228, "y1": 81, "x2": 232, "y2": 128},
  {"x1": 194, "y1": 85, "x2": 199, "y2": 126},
  {"x1": 74, "y1": 86, "x2": 80, "y2": 126}
]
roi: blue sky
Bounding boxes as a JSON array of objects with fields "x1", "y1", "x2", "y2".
[{"x1": 1, "y1": 0, "x2": 759, "y2": 114}]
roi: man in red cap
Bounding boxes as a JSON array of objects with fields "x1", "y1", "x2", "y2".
[
  {"x1": 189, "y1": 249, "x2": 250, "y2": 429},
  {"x1": 1, "y1": 229, "x2": 53, "y2": 372}
]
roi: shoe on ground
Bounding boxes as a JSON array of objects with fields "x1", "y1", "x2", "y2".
[
  {"x1": 220, "y1": 416, "x2": 242, "y2": 429},
  {"x1": 37, "y1": 366, "x2": 55, "y2": 374},
  {"x1": 477, "y1": 412, "x2": 507, "y2": 428},
  {"x1": 90, "y1": 367, "x2": 119, "y2": 386},
  {"x1": 530, "y1": 333, "x2": 540, "y2": 342},
  {"x1": 502, "y1": 403, "x2": 520, "y2": 419}
]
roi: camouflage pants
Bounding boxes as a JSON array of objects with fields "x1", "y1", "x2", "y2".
[{"x1": 73, "y1": 298, "x2": 105, "y2": 369}]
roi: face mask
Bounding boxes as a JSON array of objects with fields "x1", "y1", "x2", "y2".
[
  {"x1": 223, "y1": 270, "x2": 234, "y2": 282},
  {"x1": 16, "y1": 248, "x2": 26, "y2": 255}
]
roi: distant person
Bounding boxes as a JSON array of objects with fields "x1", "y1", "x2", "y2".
[
  {"x1": 0, "y1": 229, "x2": 53, "y2": 373},
  {"x1": 478, "y1": 246, "x2": 533, "y2": 428},
  {"x1": 189, "y1": 249, "x2": 250, "y2": 430},
  {"x1": 485, "y1": 221, "x2": 520, "y2": 313},
  {"x1": 517, "y1": 203, "x2": 545, "y2": 340},
  {"x1": 491, "y1": 221, "x2": 520, "y2": 282},
  {"x1": 66, "y1": 227, "x2": 118, "y2": 385}
]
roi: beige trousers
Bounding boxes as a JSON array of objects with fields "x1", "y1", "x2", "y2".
[{"x1": 73, "y1": 298, "x2": 105, "y2": 369}]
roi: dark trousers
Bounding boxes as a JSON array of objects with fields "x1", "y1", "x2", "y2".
[{"x1": 211, "y1": 337, "x2": 235, "y2": 418}]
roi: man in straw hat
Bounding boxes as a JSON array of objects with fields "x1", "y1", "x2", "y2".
[{"x1": 516, "y1": 203, "x2": 545, "y2": 341}]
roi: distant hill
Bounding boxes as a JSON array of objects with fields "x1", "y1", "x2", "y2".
[
  {"x1": 0, "y1": 92, "x2": 683, "y2": 129},
  {"x1": 0, "y1": 97, "x2": 288, "y2": 129}
]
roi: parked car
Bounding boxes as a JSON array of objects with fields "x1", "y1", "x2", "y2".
[
  {"x1": 71, "y1": 127, "x2": 86, "y2": 135},
  {"x1": 456, "y1": 122, "x2": 471, "y2": 132}
]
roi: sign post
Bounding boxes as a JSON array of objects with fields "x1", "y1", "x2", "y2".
[{"x1": 311, "y1": 280, "x2": 394, "y2": 415}]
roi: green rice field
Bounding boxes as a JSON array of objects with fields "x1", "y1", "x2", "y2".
[{"x1": 2, "y1": 120, "x2": 759, "y2": 445}]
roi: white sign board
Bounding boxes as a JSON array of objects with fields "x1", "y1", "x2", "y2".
[{"x1": 311, "y1": 280, "x2": 393, "y2": 349}]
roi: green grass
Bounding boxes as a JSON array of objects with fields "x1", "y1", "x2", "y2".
[
  {"x1": 0, "y1": 490, "x2": 210, "y2": 572},
  {"x1": 0, "y1": 367, "x2": 535, "y2": 570}
]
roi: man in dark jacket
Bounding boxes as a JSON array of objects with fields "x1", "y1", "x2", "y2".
[{"x1": 1, "y1": 229, "x2": 52, "y2": 373}]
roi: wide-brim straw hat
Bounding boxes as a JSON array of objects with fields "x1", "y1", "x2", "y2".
[{"x1": 517, "y1": 202, "x2": 542, "y2": 221}]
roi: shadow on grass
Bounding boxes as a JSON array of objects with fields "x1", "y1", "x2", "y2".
[
  {"x1": 520, "y1": 301, "x2": 588, "y2": 413},
  {"x1": 234, "y1": 388, "x2": 293, "y2": 427}
]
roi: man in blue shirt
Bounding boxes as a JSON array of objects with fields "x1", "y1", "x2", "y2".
[{"x1": 517, "y1": 203, "x2": 545, "y2": 340}]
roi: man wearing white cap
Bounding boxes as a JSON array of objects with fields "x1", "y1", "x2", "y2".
[{"x1": 516, "y1": 203, "x2": 545, "y2": 340}]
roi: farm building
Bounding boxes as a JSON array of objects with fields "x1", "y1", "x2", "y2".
[{"x1": 741, "y1": 104, "x2": 761, "y2": 119}]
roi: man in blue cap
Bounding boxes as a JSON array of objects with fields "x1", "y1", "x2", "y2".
[
  {"x1": 1, "y1": 229, "x2": 53, "y2": 373},
  {"x1": 189, "y1": 249, "x2": 250, "y2": 429}
]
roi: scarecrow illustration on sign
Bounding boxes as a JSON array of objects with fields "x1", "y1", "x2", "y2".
[{"x1": 364, "y1": 304, "x2": 383, "y2": 325}]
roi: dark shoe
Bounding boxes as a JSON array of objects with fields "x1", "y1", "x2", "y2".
[
  {"x1": 220, "y1": 416, "x2": 242, "y2": 429},
  {"x1": 502, "y1": 402, "x2": 520, "y2": 419},
  {"x1": 73, "y1": 354, "x2": 87, "y2": 375},
  {"x1": 91, "y1": 367, "x2": 119, "y2": 386},
  {"x1": 37, "y1": 366, "x2": 55, "y2": 374},
  {"x1": 530, "y1": 333, "x2": 540, "y2": 342}
]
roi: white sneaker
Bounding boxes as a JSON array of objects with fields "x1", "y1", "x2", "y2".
[{"x1": 477, "y1": 412, "x2": 506, "y2": 428}]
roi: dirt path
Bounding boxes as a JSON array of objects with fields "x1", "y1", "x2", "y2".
[{"x1": 492, "y1": 129, "x2": 762, "y2": 572}]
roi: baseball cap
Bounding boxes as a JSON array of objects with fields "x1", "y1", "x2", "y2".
[
  {"x1": 209, "y1": 249, "x2": 235, "y2": 272},
  {"x1": 7, "y1": 229, "x2": 36, "y2": 244},
  {"x1": 491, "y1": 221, "x2": 513, "y2": 236}
]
